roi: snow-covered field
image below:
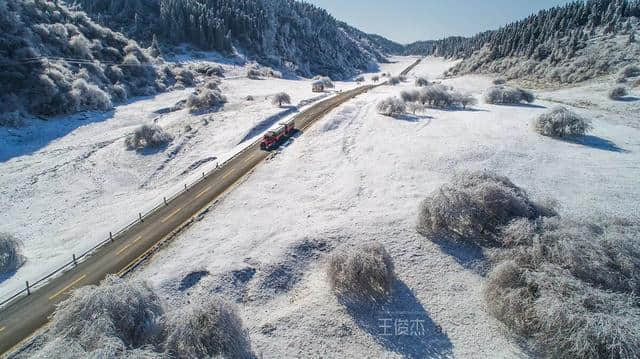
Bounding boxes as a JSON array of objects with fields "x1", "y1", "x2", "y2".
[
  {"x1": 0, "y1": 57, "x2": 419, "y2": 301},
  {"x1": 133, "y1": 57, "x2": 640, "y2": 357}
]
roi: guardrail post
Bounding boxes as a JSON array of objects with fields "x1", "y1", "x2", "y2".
[
  {"x1": 202, "y1": 172, "x2": 205, "y2": 178},
  {"x1": 164, "y1": 197, "x2": 167, "y2": 205},
  {"x1": 139, "y1": 212, "x2": 143, "y2": 222},
  {"x1": 73, "y1": 254, "x2": 77, "y2": 267},
  {"x1": 184, "y1": 184, "x2": 187, "y2": 191},
  {"x1": 26, "y1": 281, "x2": 30, "y2": 295},
  {"x1": 110, "y1": 231, "x2": 113, "y2": 242}
]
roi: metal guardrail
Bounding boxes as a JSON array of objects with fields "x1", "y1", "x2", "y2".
[
  {"x1": 0, "y1": 135, "x2": 262, "y2": 309},
  {"x1": 0, "y1": 58, "x2": 423, "y2": 309}
]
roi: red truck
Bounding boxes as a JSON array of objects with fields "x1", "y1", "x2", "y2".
[{"x1": 260, "y1": 119, "x2": 296, "y2": 150}]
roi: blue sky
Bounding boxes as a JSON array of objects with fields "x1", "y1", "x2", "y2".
[{"x1": 305, "y1": 0, "x2": 576, "y2": 44}]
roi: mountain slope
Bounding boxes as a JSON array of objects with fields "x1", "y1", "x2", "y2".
[
  {"x1": 405, "y1": 0, "x2": 640, "y2": 85},
  {"x1": 69, "y1": 0, "x2": 402, "y2": 79},
  {"x1": 0, "y1": 0, "x2": 190, "y2": 121}
]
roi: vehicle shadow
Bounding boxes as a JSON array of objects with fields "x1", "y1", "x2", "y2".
[
  {"x1": 563, "y1": 135, "x2": 629, "y2": 153},
  {"x1": 341, "y1": 280, "x2": 454, "y2": 358}
]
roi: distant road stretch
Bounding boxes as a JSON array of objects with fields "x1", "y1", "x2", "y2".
[{"x1": 0, "y1": 58, "x2": 421, "y2": 355}]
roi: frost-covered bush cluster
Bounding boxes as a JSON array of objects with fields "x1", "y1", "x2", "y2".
[
  {"x1": 125, "y1": 124, "x2": 173, "y2": 150},
  {"x1": 247, "y1": 68, "x2": 262, "y2": 79},
  {"x1": 485, "y1": 217, "x2": 640, "y2": 359},
  {"x1": 355, "y1": 75, "x2": 365, "y2": 83},
  {"x1": 187, "y1": 87, "x2": 227, "y2": 114},
  {"x1": 415, "y1": 76, "x2": 430, "y2": 87},
  {"x1": 327, "y1": 242, "x2": 395, "y2": 303},
  {"x1": 609, "y1": 86, "x2": 629, "y2": 100},
  {"x1": 0, "y1": 233, "x2": 26, "y2": 275},
  {"x1": 376, "y1": 97, "x2": 406, "y2": 117},
  {"x1": 534, "y1": 107, "x2": 592, "y2": 137},
  {"x1": 164, "y1": 298, "x2": 254, "y2": 358},
  {"x1": 387, "y1": 76, "x2": 402, "y2": 85},
  {"x1": 401, "y1": 85, "x2": 478, "y2": 110},
  {"x1": 73, "y1": 0, "x2": 397, "y2": 80},
  {"x1": 416, "y1": 171, "x2": 640, "y2": 358},
  {"x1": 0, "y1": 0, "x2": 181, "y2": 119},
  {"x1": 406, "y1": 1, "x2": 640, "y2": 85},
  {"x1": 30, "y1": 276, "x2": 254, "y2": 358},
  {"x1": 372, "y1": 75, "x2": 380, "y2": 82},
  {"x1": 485, "y1": 86, "x2": 535, "y2": 105},
  {"x1": 621, "y1": 64, "x2": 640, "y2": 78},
  {"x1": 492, "y1": 78, "x2": 506, "y2": 85},
  {"x1": 417, "y1": 171, "x2": 554, "y2": 246},
  {"x1": 271, "y1": 92, "x2": 292, "y2": 107}
]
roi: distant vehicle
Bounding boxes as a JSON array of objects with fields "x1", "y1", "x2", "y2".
[{"x1": 260, "y1": 119, "x2": 295, "y2": 150}]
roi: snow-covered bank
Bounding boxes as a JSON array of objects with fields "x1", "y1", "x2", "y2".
[
  {"x1": 133, "y1": 57, "x2": 640, "y2": 357},
  {"x1": 0, "y1": 57, "x2": 418, "y2": 302}
]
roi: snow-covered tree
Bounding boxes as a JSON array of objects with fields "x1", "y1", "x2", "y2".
[{"x1": 272, "y1": 92, "x2": 291, "y2": 107}]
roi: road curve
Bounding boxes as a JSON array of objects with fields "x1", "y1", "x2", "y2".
[{"x1": 0, "y1": 58, "x2": 421, "y2": 355}]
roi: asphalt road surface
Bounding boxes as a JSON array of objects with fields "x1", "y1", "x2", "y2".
[{"x1": 0, "y1": 58, "x2": 421, "y2": 355}]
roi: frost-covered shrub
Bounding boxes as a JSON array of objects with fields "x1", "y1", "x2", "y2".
[
  {"x1": 203, "y1": 79, "x2": 221, "y2": 91},
  {"x1": 387, "y1": 76, "x2": 402, "y2": 85},
  {"x1": 415, "y1": 77, "x2": 429, "y2": 87},
  {"x1": 187, "y1": 89, "x2": 226, "y2": 113},
  {"x1": 621, "y1": 65, "x2": 640, "y2": 78},
  {"x1": 271, "y1": 92, "x2": 291, "y2": 107},
  {"x1": 406, "y1": 102, "x2": 425, "y2": 114},
  {"x1": 70, "y1": 79, "x2": 113, "y2": 111},
  {"x1": 417, "y1": 171, "x2": 550, "y2": 245},
  {"x1": 493, "y1": 78, "x2": 507, "y2": 85},
  {"x1": 376, "y1": 97, "x2": 405, "y2": 116},
  {"x1": 372, "y1": 75, "x2": 380, "y2": 83},
  {"x1": 246, "y1": 95, "x2": 254, "y2": 101},
  {"x1": 0, "y1": 111, "x2": 27, "y2": 127},
  {"x1": 175, "y1": 69, "x2": 196, "y2": 87},
  {"x1": 609, "y1": 86, "x2": 628, "y2": 100},
  {"x1": 534, "y1": 107, "x2": 592, "y2": 137},
  {"x1": 247, "y1": 68, "x2": 262, "y2": 79},
  {"x1": 48, "y1": 276, "x2": 164, "y2": 351},
  {"x1": 0, "y1": 233, "x2": 26, "y2": 274},
  {"x1": 164, "y1": 298, "x2": 254, "y2": 358},
  {"x1": 125, "y1": 124, "x2": 173, "y2": 150},
  {"x1": 327, "y1": 242, "x2": 395, "y2": 302},
  {"x1": 267, "y1": 69, "x2": 282, "y2": 78},
  {"x1": 355, "y1": 75, "x2": 365, "y2": 83},
  {"x1": 314, "y1": 76, "x2": 334, "y2": 89},
  {"x1": 485, "y1": 218, "x2": 640, "y2": 359},
  {"x1": 400, "y1": 90, "x2": 420, "y2": 103},
  {"x1": 452, "y1": 92, "x2": 478, "y2": 109},
  {"x1": 485, "y1": 86, "x2": 535, "y2": 104},
  {"x1": 418, "y1": 84, "x2": 454, "y2": 108}
]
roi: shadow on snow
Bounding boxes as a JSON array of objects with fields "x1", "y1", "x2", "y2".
[{"x1": 341, "y1": 280, "x2": 454, "y2": 358}]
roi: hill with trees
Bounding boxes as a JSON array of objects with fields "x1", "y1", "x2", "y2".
[
  {"x1": 405, "y1": 0, "x2": 640, "y2": 85},
  {"x1": 69, "y1": 0, "x2": 401, "y2": 79}
]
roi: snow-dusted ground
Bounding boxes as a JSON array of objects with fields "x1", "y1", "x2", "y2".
[
  {"x1": 0, "y1": 57, "x2": 419, "y2": 302},
  {"x1": 135, "y1": 57, "x2": 640, "y2": 357}
]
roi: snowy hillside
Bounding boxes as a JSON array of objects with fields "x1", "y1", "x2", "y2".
[
  {"x1": 116, "y1": 57, "x2": 635, "y2": 357},
  {"x1": 70, "y1": 0, "x2": 401, "y2": 79},
  {"x1": 406, "y1": 0, "x2": 640, "y2": 86}
]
